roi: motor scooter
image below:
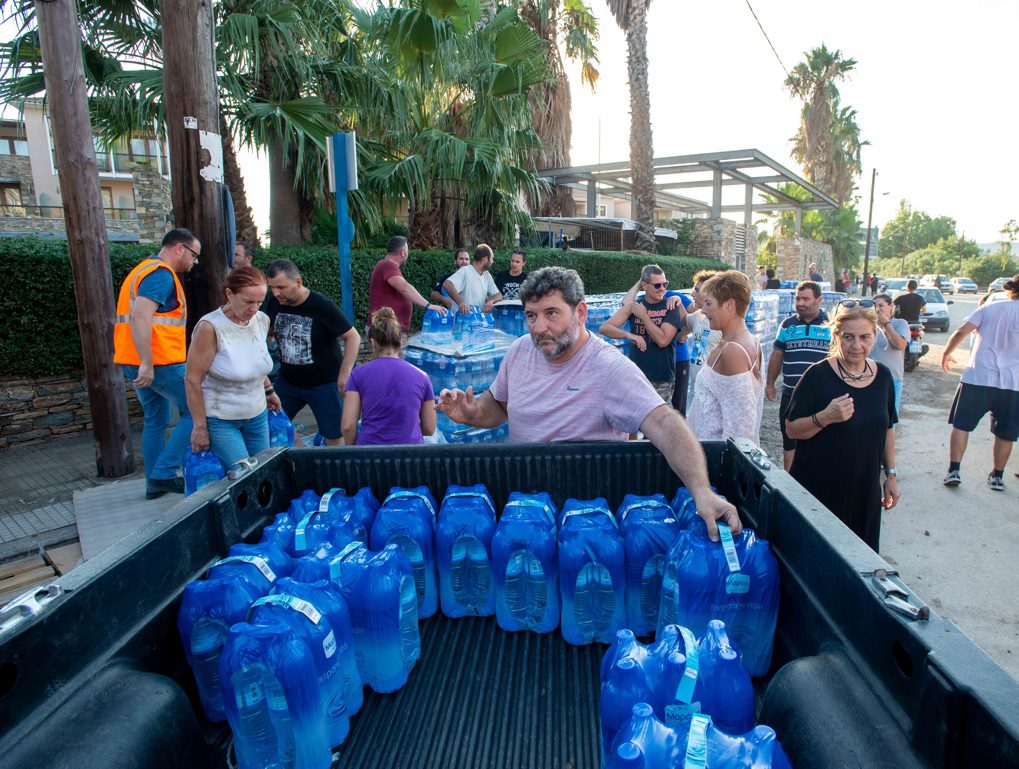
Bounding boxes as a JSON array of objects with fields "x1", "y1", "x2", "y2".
[{"x1": 904, "y1": 323, "x2": 928, "y2": 372}]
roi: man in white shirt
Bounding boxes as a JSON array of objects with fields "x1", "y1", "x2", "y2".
[{"x1": 443, "y1": 244, "x2": 503, "y2": 313}]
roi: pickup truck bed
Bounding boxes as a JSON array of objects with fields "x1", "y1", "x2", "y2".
[{"x1": 1, "y1": 440, "x2": 1017, "y2": 769}]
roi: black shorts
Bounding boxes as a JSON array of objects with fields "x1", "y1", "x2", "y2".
[
  {"x1": 779, "y1": 388, "x2": 795, "y2": 451},
  {"x1": 948, "y1": 382, "x2": 1019, "y2": 442}
]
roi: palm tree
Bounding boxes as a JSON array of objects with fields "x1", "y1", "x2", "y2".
[
  {"x1": 605, "y1": 0, "x2": 656, "y2": 252},
  {"x1": 516, "y1": 0, "x2": 600, "y2": 216},
  {"x1": 785, "y1": 44, "x2": 857, "y2": 200}
]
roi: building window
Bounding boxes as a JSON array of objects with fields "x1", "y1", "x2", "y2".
[
  {"x1": 597, "y1": 205, "x2": 607, "y2": 217},
  {"x1": 0, "y1": 138, "x2": 29, "y2": 156}
]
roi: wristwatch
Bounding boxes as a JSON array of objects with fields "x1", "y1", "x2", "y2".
[{"x1": 884, "y1": 467, "x2": 897, "y2": 477}]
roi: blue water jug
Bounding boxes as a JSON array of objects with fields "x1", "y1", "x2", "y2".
[
  {"x1": 491, "y1": 492, "x2": 559, "y2": 634},
  {"x1": 286, "y1": 489, "x2": 322, "y2": 524},
  {"x1": 329, "y1": 542, "x2": 421, "y2": 694},
  {"x1": 208, "y1": 552, "x2": 284, "y2": 598},
  {"x1": 658, "y1": 525, "x2": 780, "y2": 676},
  {"x1": 177, "y1": 576, "x2": 262, "y2": 722},
  {"x1": 219, "y1": 621, "x2": 331, "y2": 769},
  {"x1": 690, "y1": 620, "x2": 755, "y2": 736},
  {"x1": 670, "y1": 487, "x2": 714, "y2": 536},
  {"x1": 226, "y1": 541, "x2": 294, "y2": 582},
  {"x1": 316, "y1": 487, "x2": 379, "y2": 543},
  {"x1": 267, "y1": 409, "x2": 296, "y2": 448},
  {"x1": 616, "y1": 494, "x2": 681, "y2": 636},
  {"x1": 607, "y1": 707, "x2": 792, "y2": 769},
  {"x1": 291, "y1": 505, "x2": 359, "y2": 559},
  {"x1": 558, "y1": 498, "x2": 626, "y2": 645},
  {"x1": 436, "y1": 484, "x2": 496, "y2": 617},
  {"x1": 370, "y1": 486, "x2": 439, "y2": 619},
  {"x1": 260, "y1": 512, "x2": 296, "y2": 553},
  {"x1": 249, "y1": 578, "x2": 362, "y2": 747},
  {"x1": 290, "y1": 542, "x2": 338, "y2": 584},
  {"x1": 183, "y1": 448, "x2": 227, "y2": 496}
]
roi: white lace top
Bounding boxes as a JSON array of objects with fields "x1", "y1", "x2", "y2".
[{"x1": 687, "y1": 338, "x2": 764, "y2": 444}]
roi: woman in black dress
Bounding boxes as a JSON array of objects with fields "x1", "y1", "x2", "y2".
[{"x1": 785, "y1": 301, "x2": 901, "y2": 551}]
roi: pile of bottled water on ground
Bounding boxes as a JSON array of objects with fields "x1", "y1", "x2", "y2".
[{"x1": 177, "y1": 483, "x2": 788, "y2": 768}]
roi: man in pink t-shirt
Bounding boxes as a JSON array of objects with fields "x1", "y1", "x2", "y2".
[
  {"x1": 437, "y1": 266, "x2": 742, "y2": 541},
  {"x1": 367, "y1": 236, "x2": 446, "y2": 331}
]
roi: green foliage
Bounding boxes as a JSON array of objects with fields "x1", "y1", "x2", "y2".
[
  {"x1": 868, "y1": 234, "x2": 1003, "y2": 284},
  {"x1": 877, "y1": 200, "x2": 957, "y2": 262},
  {"x1": 0, "y1": 236, "x2": 724, "y2": 376},
  {"x1": 763, "y1": 184, "x2": 863, "y2": 270}
]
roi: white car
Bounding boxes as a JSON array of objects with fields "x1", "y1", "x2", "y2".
[
  {"x1": 989, "y1": 277, "x2": 1010, "y2": 291},
  {"x1": 984, "y1": 290, "x2": 1011, "y2": 304},
  {"x1": 895, "y1": 287, "x2": 953, "y2": 332},
  {"x1": 950, "y1": 277, "x2": 978, "y2": 294}
]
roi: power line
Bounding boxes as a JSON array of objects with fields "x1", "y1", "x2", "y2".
[{"x1": 742, "y1": 0, "x2": 789, "y2": 77}]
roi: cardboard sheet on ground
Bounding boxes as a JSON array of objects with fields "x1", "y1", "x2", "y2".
[{"x1": 74, "y1": 481, "x2": 179, "y2": 560}]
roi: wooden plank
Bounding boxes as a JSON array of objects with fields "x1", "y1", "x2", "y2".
[
  {"x1": 0, "y1": 565, "x2": 57, "y2": 594},
  {"x1": 45, "y1": 542, "x2": 83, "y2": 576},
  {"x1": 0, "y1": 576, "x2": 56, "y2": 608},
  {"x1": 0, "y1": 554, "x2": 47, "y2": 579}
]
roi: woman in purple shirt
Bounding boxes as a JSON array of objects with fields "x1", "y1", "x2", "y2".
[{"x1": 342, "y1": 307, "x2": 436, "y2": 445}]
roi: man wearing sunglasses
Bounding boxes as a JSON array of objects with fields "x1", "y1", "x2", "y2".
[
  {"x1": 599, "y1": 264, "x2": 684, "y2": 404},
  {"x1": 114, "y1": 228, "x2": 200, "y2": 499}
]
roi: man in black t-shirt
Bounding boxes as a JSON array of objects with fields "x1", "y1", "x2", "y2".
[
  {"x1": 493, "y1": 250, "x2": 529, "y2": 300},
  {"x1": 266, "y1": 259, "x2": 360, "y2": 445},
  {"x1": 598, "y1": 264, "x2": 684, "y2": 403},
  {"x1": 430, "y1": 248, "x2": 470, "y2": 309},
  {"x1": 893, "y1": 280, "x2": 926, "y2": 324}
]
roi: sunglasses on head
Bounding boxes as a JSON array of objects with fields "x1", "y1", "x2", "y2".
[
  {"x1": 648, "y1": 281, "x2": 669, "y2": 289},
  {"x1": 838, "y1": 299, "x2": 875, "y2": 309}
]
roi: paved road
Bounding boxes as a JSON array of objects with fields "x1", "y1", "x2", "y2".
[{"x1": 760, "y1": 291, "x2": 1018, "y2": 682}]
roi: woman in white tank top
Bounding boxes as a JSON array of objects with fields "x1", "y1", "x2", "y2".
[
  {"x1": 686, "y1": 271, "x2": 764, "y2": 444},
  {"x1": 185, "y1": 267, "x2": 280, "y2": 470}
]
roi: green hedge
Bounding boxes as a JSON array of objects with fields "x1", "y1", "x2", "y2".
[{"x1": 0, "y1": 236, "x2": 725, "y2": 376}]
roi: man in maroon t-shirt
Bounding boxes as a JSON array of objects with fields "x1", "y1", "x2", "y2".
[{"x1": 368, "y1": 235, "x2": 446, "y2": 331}]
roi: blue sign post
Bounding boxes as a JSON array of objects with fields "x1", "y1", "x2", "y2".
[{"x1": 330, "y1": 132, "x2": 357, "y2": 323}]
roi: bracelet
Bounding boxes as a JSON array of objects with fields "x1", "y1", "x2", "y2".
[
  {"x1": 264, "y1": 387, "x2": 275, "y2": 396},
  {"x1": 811, "y1": 413, "x2": 824, "y2": 429}
]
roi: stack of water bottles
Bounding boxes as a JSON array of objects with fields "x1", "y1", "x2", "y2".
[
  {"x1": 492, "y1": 301, "x2": 527, "y2": 337},
  {"x1": 820, "y1": 291, "x2": 848, "y2": 316},
  {"x1": 746, "y1": 291, "x2": 779, "y2": 363},
  {"x1": 585, "y1": 293, "x2": 630, "y2": 354}
]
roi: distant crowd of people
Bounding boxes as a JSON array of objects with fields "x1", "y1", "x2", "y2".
[{"x1": 113, "y1": 231, "x2": 1016, "y2": 551}]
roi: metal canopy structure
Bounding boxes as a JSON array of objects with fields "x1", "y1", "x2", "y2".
[{"x1": 537, "y1": 148, "x2": 838, "y2": 232}]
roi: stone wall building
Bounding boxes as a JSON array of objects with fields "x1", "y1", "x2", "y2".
[
  {"x1": 776, "y1": 237, "x2": 834, "y2": 283},
  {"x1": 687, "y1": 219, "x2": 758, "y2": 275}
]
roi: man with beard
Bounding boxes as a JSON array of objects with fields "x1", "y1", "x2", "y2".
[{"x1": 436, "y1": 266, "x2": 741, "y2": 541}]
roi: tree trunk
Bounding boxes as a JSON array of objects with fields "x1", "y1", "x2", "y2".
[
  {"x1": 527, "y1": 37, "x2": 576, "y2": 217},
  {"x1": 220, "y1": 113, "x2": 259, "y2": 247},
  {"x1": 34, "y1": 0, "x2": 135, "y2": 477},
  {"x1": 409, "y1": 204, "x2": 442, "y2": 250},
  {"x1": 625, "y1": 1, "x2": 657, "y2": 253},
  {"x1": 268, "y1": 135, "x2": 304, "y2": 245},
  {"x1": 160, "y1": 0, "x2": 227, "y2": 332}
]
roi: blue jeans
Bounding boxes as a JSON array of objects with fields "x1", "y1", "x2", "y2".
[
  {"x1": 121, "y1": 363, "x2": 192, "y2": 481},
  {"x1": 275, "y1": 376, "x2": 343, "y2": 440},
  {"x1": 893, "y1": 379, "x2": 902, "y2": 426},
  {"x1": 206, "y1": 409, "x2": 269, "y2": 469}
]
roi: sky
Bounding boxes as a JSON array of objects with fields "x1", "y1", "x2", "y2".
[{"x1": 239, "y1": 0, "x2": 1019, "y2": 245}]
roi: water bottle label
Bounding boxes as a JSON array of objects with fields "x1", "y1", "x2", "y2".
[
  {"x1": 619, "y1": 499, "x2": 667, "y2": 522},
  {"x1": 561, "y1": 507, "x2": 618, "y2": 528},
  {"x1": 214, "y1": 555, "x2": 276, "y2": 585},
  {"x1": 294, "y1": 511, "x2": 316, "y2": 551},
  {"x1": 717, "y1": 523, "x2": 742, "y2": 573},
  {"x1": 505, "y1": 498, "x2": 556, "y2": 527},
  {"x1": 319, "y1": 488, "x2": 343, "y2": 514},
  {"x1": 726, "y1": 573, "x2": 751, "y2": 594},
  {"x1": 384, "y1": 490, "x2": 437, "y2": 519},
  {"x1": 236, "y1": 676, "x2": 264, "y2": 708},
  {"x1": 684, "y1": 714, "x2": 711, "y2": 769},
  {"x1": 329, "y1": 541, "x2": 364, "y2": 581},
  {"x1": 444, "y1": 491, "x2": 495, "y2": 514},
  {"x1": 675, "y1": 626, "x2": 700, "y2": 703},
  {"x1": 322, "y1": 629, "x2": 337, "y2": 659},
  {"x1": 252, "y1": 593, "x2": 323, "y2": 625},
  {"x1": 664, "y1": 701, "x2": 701, "y2": 725}
]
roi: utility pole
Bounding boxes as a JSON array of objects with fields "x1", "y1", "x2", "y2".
[
  {"x1": 34, "y1": 0, "x2": 135, "y2": 477},
  {"x1": 160, "y1": 0, "x2": 228, "y2": 332},
  {"x1": 862, "y1": 168, "x2": 877, "y2": 296}
]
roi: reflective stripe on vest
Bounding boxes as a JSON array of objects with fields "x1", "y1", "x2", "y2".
[{"x1": 113, "y1": 258, "x2": 187, "y2": 366}]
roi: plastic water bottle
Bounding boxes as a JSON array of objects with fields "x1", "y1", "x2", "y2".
[
  {"x1": 183, "y1": 448, "x2": 227, "y2": 496},
  {"x1": 249, "y1": 578, "x2": 362, "y2": 748},
  {"x1": 329, "y1": 542, "x2": 421, "y2": 694},
  {"x1": 317, "y1": 487, "x2": 379, "y2": 543},
  {"x1": 267, "y1": 409, "x2": 296, "y2": 448},
  {"x1": 291, "y1": 505, "x2": 358, "y2": 559},
  {"x1": 219, "y1": 621, "x2": 331, "y2": 769},
  {"x1": 177, "y1": 577, "x2": 262, "y2": 722},
  {"x1": 658, "y1": 525, "x2": 780, "y2": 677},
  {"x1": 669, "y1": 487, "x2": 714, "y2": 536},
  {"x1": 208, "y1": 553, "x2": 283, "y2": 598},
  {"x1": 286, "y1": 489, "x2": 322, "y2": 525},
  {"x1": 693, "y1": 620, "x2": 755, "y2": 736},
  {"x1": 290, "y1": 542, "x2": 337, "y2": 584},
  {"x1": 616, "y1": 494, "x2": 681, "y2": 636},
  {"x1": 436, "y1": 484, "x2": 496, "y2": 617},
  {"x1": 370, "y1": 486, "x2": 439, "y2": 619},
  {"x1": 491, "y1": 492, "x2": 559, "y2": 634},
  {"x1": 558, "y1": 498, "x2": 625, "y2": 645},
  {"x1": 226, "y1": 541, "x2": 294, "y2": 582},
  {"x1": 260, "y1": 512, "x2": 296, "y2": 554}
]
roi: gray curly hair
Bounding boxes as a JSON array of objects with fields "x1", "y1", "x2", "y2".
[{"x1": 518, "y1": 266, "x2": 585, "y2": 308}]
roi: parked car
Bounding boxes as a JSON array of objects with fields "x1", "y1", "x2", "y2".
[
  {"x1": 881, "y1": 277, "x2": 909, "y2": 294},
  {"x1": 989, "y1": 277, "x2": 1010, "y2": 291},
  {"x1": 984, "y1": 290, "x2": 1011, "y2": 304},
  {"x1": 950, "y1": 277, "x2": 978, "y2": 294},
  {"x1": 894, "y1": 286, "x2": 953, "y2": 332},
  {"x1": 938, "y1": 277, "x2": 954, "y2": 294}
]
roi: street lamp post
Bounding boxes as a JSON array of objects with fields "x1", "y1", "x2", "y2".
[{"x1": 862, "y1": 168, "x2": 877, "y2": 295}]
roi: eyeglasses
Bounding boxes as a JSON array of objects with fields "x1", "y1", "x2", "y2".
[
  {"x1": 648, "y1": 281, "x2": 669, "y2": 289},
  {"x1": 838, "y1": 300, "x2": 874, "y2": 309},
  {"x1": 180, "y1": 242, "x2": 200, "y2": 264}
]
